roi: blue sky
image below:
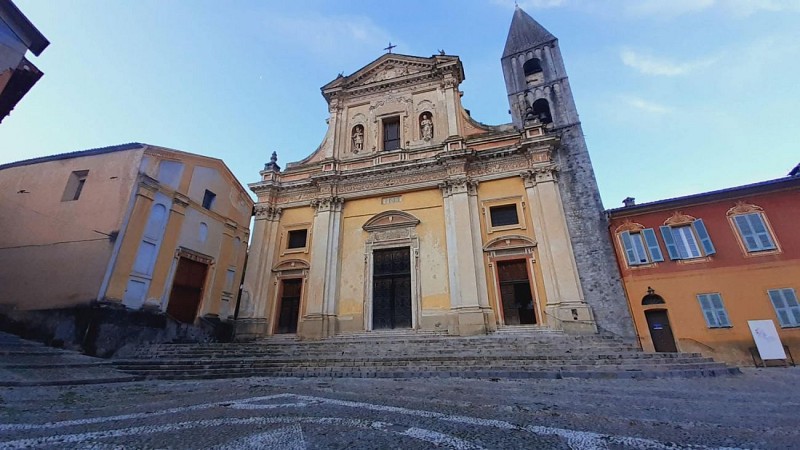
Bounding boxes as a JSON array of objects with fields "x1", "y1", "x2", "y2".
[{"x1": 2, "y1": 0, "x2": 798, "y2": 208}]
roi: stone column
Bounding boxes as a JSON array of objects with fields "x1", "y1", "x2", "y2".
[
  {"x1": 298, "y1": 196, "x2": 343, "y2": 339},
  {"x1": 236, "y1": 204, "x2": 281, "y2": 339},
  {"x1": 522, "y1": 168, "x2": 596, "y2": 333},
  {"x1": 442, "y1": 76, "x2": 459, "y2": 136},
  {"x1": 440, "y1": 178, "x2": 492, "y2": 335}
]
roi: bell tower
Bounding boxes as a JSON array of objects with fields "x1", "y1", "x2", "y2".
[
  {"x1": 501, "y1": 6, "x2": 579, "y2": 129},
  {"x1": 500, "y1": 7, "x2": 636, "y2": 338}
]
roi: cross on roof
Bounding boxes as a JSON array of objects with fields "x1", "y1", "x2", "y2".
[{"x1": 384, "y1": 42, "x2": 397, "y2": 53}]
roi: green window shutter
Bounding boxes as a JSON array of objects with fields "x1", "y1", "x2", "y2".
[
  {"x1": 660, "y1": 226, "x2": 681, "y2": 260},
  {"x1": 642, "y1": 228, "x2": 664, "y2": 262},
  {"x1": 692, "y1": 219, "x2": 716, "y2": 255},
  {"x1": 619, "y1": 231, "x2": 639, "y2": 266}
]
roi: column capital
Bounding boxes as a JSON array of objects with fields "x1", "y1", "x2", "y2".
[
  {"x1": 439, "y1": 178, "x2": 476, "y2": 197},
  {"x1": 521, "y1": 165, "x2": 559, "y2": 188},
  {"x1": 254, "y1": 204, "x2": 282, "y2": 221},
  {"x1": 311, "y1": 196, "x2": 344, "y2": 213}
]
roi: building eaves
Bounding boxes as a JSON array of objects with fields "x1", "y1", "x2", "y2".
[
  {"x1": 0, "y1": 142, "x2": 144, "y2": 170},
  {"x1": 607, "y1": 176, "x2": 800, "y2": 217},
  {"x1": 0, "y1": 0, "x2": 50, "y2": 56}
]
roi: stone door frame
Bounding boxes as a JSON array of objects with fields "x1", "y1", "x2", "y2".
[
  {"x1": 362, "y1": 211, "x2": 421, "y2": 332},
  {"x1": 268, "y1": 259, "x2": 309, "y2": 336},
  {"x1": 484, "y1": 235, "x2": 542, "y2": 327}
]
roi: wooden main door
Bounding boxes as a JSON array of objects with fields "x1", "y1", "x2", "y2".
[
  {"x1": 645, "y1": 309, "x2": 677, "y2": 352},
  {"x1": 372, "y1": 247, "x2": 412, "y2": 330},
  {"x1": 166, "y1": 257, "x2": 208, "y2": 324},
  {"x1": 275, "y1": 279, "x2": 302, "y2": 334},
  {"x1": 497, "y1": 260, "x2": 536, "y2": 325}
]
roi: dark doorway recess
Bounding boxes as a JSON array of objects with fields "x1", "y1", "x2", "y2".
[
  {"x1": 645, "y1": 309, "x2": 678, "y2": 352},
  {"x1": 276, "y1": 279, "x2": 302, "y2": 334},
  {"x1": 166, "y1": 257, "x2": 208, "y2": 324},
  {"x1": 497, "y1": 260, "x2": 536, "y2": 325},
  {"x1": 372, "y1": 247, "x2": 412, "y2": 330}
]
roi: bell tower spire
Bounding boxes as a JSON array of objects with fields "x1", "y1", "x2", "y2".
[{"x1": 501, "y1": 7, "x2": 578, "y2": 130}]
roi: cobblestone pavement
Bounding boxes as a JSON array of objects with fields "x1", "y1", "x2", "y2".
[{"x1": 0, "y1": 368, "x2": 797, "y2": 449}]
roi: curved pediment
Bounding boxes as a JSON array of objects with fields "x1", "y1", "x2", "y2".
[
  {"x1": 272, "y1": 259, "x2": 310, "y2": 272},
  {"x1": 363, "y1": 210, "x2": 421, "y2": 231},
  {"x1": 483, "y1": 235, "x2": 537, "y2": 252}
]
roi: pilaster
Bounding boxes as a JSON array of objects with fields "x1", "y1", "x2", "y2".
[
  {"x1": 522, "y1": 166, "x2": 596, "y2": 333},
  {"x1": 298, "y1": 196, "x2": 344, "y2": 339},
  {"x1": 440, "y1": 177, "x2": 493, "y2": 336}
]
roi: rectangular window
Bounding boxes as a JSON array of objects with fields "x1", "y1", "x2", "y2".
[
  {"x1": 383, "y1": 116, "x2": 401, "y2": 151},
  {"x1": 734, "y1": 213, "x2": 776, "y2": 252},
  {"x1": 768, "y1": 288, "x2": 800, "y2": 328},
  {"x1": 619, "y1": 228, "x2": 664, "y2": 266},
  {"x1": 61, "y1": 170, "x2": 89, "y2": 202},
  {"x1": 489, "y1": 204, "x2": 519, "y2": 227},
  {"x1": 660, "y1": 219, "x2": 715, "y2": 260},
  {"x1": 202, "y1": 190, "x2": 216, "y2": 210},
  {"x1": 697, "y1": 293, "x2": 732, "y2": 328},
  {"x1": 287, "y1": 229, "x2": 308, "y2": 249}
]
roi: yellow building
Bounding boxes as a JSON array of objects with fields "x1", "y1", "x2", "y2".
[
  {"x1": 238, "y1": 8, "x2": 635, "y2": 340},
  {"x1": 0, "y1": 143, "x2": 252, "y2": 355}
]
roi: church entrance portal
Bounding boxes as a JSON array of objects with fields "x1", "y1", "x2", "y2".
[
  {"x1": 497, "y1": 260, "x2": 536, "y2": 325},
  {"x1": 372, "y1": 247, "x2": 412, "y2": 330},
  {"x1": 166, "y1": 257, "x2": 208, "y2": 324},
  {"x1": 275, "y1": 278, "x2": 302, "y2": 334}
]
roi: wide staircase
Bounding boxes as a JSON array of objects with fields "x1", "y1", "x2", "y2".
[{"x1": 112, "y1": 326, "x2": 740, "y2": 380}]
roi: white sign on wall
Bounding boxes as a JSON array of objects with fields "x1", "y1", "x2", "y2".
[{"x1": 748, "y1": 320, "x2": 786, "y2": 360}]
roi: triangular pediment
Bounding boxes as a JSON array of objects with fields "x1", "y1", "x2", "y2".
[{"x1": 322, "y1": 53, "x2": 462, "y2": 99}]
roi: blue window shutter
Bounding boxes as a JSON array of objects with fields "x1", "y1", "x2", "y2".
[
  {"x1": 660, "y1": 226, "x2": 681, "y2": 260},
  {"x1": 642, "y1": 228, "x2": 664, "y2": 262},
  {"x1": 734, "y1": 215, "x2": 758, "y2": 251},
  {"x1": 620, "y1": 231, "x2": 638, "y2": 266},
  {"x1": 747, "y1": 214, "x2": 776, "y2": 250},
  {"x1": 692, "y1": 219, "x2": 716, "y2": 255},
  {"x1": 769, "y1": 290, "x2": 792, "y2": 327}
]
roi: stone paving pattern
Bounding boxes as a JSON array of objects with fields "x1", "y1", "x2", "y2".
[{"x1": 1, "y1": 369, "x2": 798, "y2": 449}]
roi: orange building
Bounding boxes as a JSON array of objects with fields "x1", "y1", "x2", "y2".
[{"x1": 607, "y1": 172, "x2": 800, "y2": 365}]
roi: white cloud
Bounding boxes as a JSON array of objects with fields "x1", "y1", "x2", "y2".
[
  {"x1": 620, "y1": 49, "x2": 717, "y2": 76},
  {"x1": 721, "y1": 0, "x2": 800, "y2": 16},
  {"x1": 623, "y1": 96, "x2": 671, "y2": 114}
]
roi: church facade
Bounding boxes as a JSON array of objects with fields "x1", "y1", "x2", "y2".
[{"x1": 238, "y1": 8, "x2": 634, "y2": 340}]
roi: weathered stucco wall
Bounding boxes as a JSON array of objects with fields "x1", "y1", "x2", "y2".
[{"x1": 0, "y1": 150, "x2": 142, "y2": 310}]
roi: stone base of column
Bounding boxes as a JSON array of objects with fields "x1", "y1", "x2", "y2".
[
  {"x1": 234, "y1": 318, "x2": 269, "y2": 341},
  {"x1": 298, "y1": 314, "x2": 338, "y2": 340},
  {"x1": 545, "y1": 303, "x2": 598, "y2": 334},
  {"x1": 448, "y1": 307, "x2": 496, "y2": 336}
]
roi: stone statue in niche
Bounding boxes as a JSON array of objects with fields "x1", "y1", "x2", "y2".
[
  {"x1": 420, "y1": 113, "x2": 433, "y2": 141},
  {"x1": 352, "y1": 125, "x2": 364, "y2": 153}
]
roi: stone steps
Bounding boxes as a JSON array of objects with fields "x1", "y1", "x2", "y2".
[{"x1": 114, "y1": 329, "x2": 740, "y2": 381}]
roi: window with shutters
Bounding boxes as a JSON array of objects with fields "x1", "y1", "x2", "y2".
[
  {"x1": 696, "y1": 293, "x2": 732, "y2": 328},
  {"x1": 768, "y1": 288, "x2": 800, "y2": 328},
  {"x1": 659, "y1": 213, "x2": 715, "y2": 261},
  {"x1": 618, "y1": 228, "x2": 664, "y2": 267},
  {"x1": 726, "y1": 204, "x2": 779, "y2": 256}
]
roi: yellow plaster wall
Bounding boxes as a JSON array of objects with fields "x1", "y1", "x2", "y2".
[
  {"x1": 336, "y1": 189, "x2": 450, "y2": 319},
  {"x1": 0, "y1": 150, "x2": 143, "y2": 310},
  {"x1": 625, "y1": 261, "x2": 800, "y2": 364}
]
